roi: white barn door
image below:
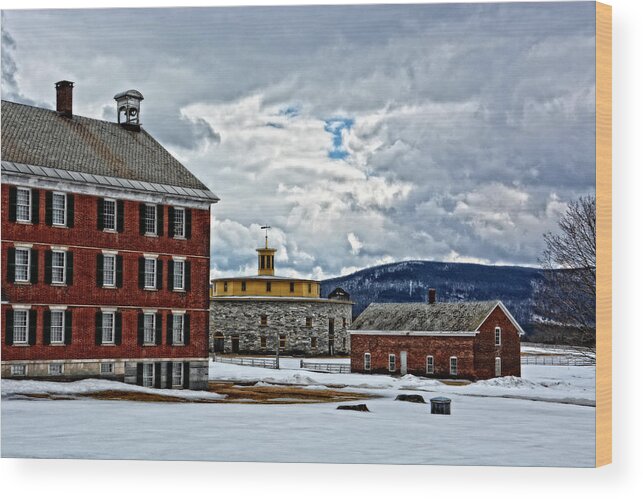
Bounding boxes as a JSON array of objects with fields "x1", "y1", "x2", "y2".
[{"x1": 400, "y1": 351, "x2": 408, "y2": 375}]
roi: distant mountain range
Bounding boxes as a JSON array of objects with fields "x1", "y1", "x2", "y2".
[{"x1": 321, "y1": 260, "x2": 543, "y2": 333}]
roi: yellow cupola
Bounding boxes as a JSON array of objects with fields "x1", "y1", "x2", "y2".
[{"x1": 257, "y1": 225, "x2": 276, "y2": 276}]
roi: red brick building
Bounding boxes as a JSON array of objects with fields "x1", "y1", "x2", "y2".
[
  {"x1": 349, "y1": 292, "x2": 523, "y2": 380},
  {"x1": 1, "y1": 82, "x2": 219, "y2": 389}
]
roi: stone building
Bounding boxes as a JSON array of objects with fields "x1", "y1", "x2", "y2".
[
  {"x1": 349, "y1": 290, "x2": 523, "y2": 380},
  {"x1": 210, "y1": 237, "x2": 353, "y2": 356},
  {"x1": 1, "y1": 82, "x2": 218, "y2": 389}
]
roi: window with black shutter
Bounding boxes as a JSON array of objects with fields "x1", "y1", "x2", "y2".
[
  {"x1": 114, "y1": 312, "x2": 122, "y2": 345},
  {"x1": 184, "y1": 261, "x2": 191, "y2": 291},
  {"x1": 183, "y1": 362, "x2": 190, "y2": 389},
  {"x1": 8, "y1": 187, "x2": 17, "y2": 222},
  {"x1": 97, "y1": 198, "x2": 104, "y2": 230},
  {"x1": 5, "y1": 310, "x2": 14, "y2": 345},
  {"x1": 95, "y1": 312, "x2": 103, "y2": 345},
  {"x1": 115, "y1": 255, "x2": 123, "y2": 288},
  {"x1": 166, "y1": 314, "x2": 174, "y2": 345},
  {"x1": 66, "y1": 252, "x2": 74, "y2": 285},
  {"x1": 45, "y1": 191, "x2": 53, "y2": 225},
  {"x1": 66, "y1": 195, "x2": 74, "y2": 228},
  {"x1": 156, "y1": 206, "x2": 164, "y2": 236},
  {"x1": 65, "y1": 310, "x2": 72, "y2": 345},
  {"x1": 185, "y1": 209, "x2": 192, "y2": 239},
  {"x1": 28, "y1": 310, "x2": 37, "y2": 345},
  {"x1": 116, "y1": 200, "x2": 124, "y2": 232},
  {"x1": 96, "y1": 254, "x2": 104, "y2": 287},
  {"x1": 154, "y1": 362, "x2": 162, "y2": 388},
  {"x1": 29, "y1": 249, "x2": 39, "y2": 284},
  {"x1": 167, "y1": 260, "x2": 174, "y2": 291},
  {"x1": 44, "y1": 250, "x2": 52, "y2": 284},
  {"x1": 31, "y1": 190, "x2": 39, "y2": 224},
  {"x1": 43, "y1": 310, "x2": 51, "y2": 345},
  {"x1": 168, "y1": 207, "x2": 175, "y2": 238},
  {"x1": 156, "y1": 260, "x2": 163, "y2": 290},
  {"x1": 155, "y1": 313, "x2": 163, "y2": 345},
  {"x1": 183, "y1": 314, "x2": 190, "y2": 345},
  {"x1": 6, "y1": 247, "x2": 16, "y2": 283}
]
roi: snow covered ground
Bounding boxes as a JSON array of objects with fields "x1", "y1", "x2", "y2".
[{"x1": 1, "y1": 347, "x2": 595, "y2": 466}]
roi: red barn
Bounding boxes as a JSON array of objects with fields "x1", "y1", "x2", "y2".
[
  {"x1": 1, "y1": 82, "x2": 218, "y2": 389},
  {"x1": 349, "y1": 291, "x2": 524, "y2": 380}
]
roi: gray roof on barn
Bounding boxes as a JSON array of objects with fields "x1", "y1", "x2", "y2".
[
  {"x1": 350, "y1": 301, "x2": 501, "y2": 332},
  {"x1": 1, "y1": 100, "x2": 214, "y2": 193}
]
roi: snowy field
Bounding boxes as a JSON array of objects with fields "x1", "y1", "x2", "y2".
[{"x1": 1, "y1": 346, "x2": 595, "y2": 466}]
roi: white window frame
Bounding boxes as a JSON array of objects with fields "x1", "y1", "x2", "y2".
[
  {"x1": 14, "y1": 247, "x2": 31, "y2": 283},
  {"x1": 495, "y1": 357, "x2": 502, "y2": 377},
  {"x1": 49, "y1": 363, "x2": 64, "y2": 376},
  {"x1": 12, "y1": 309, "x2": 29, "y2": 344},
  {"x1": 144, "y1": 204, "x2": 157, "y2": 236},
  {"x1": 450, "y1": 356, "x2": 458, "y2": 376},
  {"x1": 143, "y1": 313, "x2": 156, "y2": 345},
  {"x1": 52, "y1": 192, "x2": 67, "y2": 226},
  {"x1": 144, "y1": 258, "x2": 157, "y2": 289},
  {"x1": 11, "y1": 364, "x2": 27, "y2": 376},
  {"x1": 51, "y1": 250, "x2": 67, "y2": 285},
  {"x1": 103, "y1": 254, "x2": 116, "y2": 288},
  {"x1": 172, "y1": 313, "x2": 185, "y2": 345},
  {"x1": 16, "y1": 187, "x2": 32, "y2": 222},
  {"x1": 142, "y1": 363, "x2": 155, "y2": 388},
  {"x1": 364, "y1": 353, "x2": 371, "y2": 371},
  {"x1": 100, "y1": 362, "x2": 115, "y2": 375},
  {"x1": 173, "y1": 207, "x2": 185, "y2": 239},
  {"x1": 388, "y1": 354, "x2": 396, "y2": 373},
  {"x1": 173, "y1": 259, "x2": 185, "y2": 291},
  {"x1": 172, "y1": 362, "x2": 183, "y2": 387},
  {"x1": 102, "y1": 312, "x2": 115, "y2": 344},
  {"x1": 426, "y1": 355, "x2": 434, "y2": 375},
  {"x1": 50, "y1": 310, "x2": 65, "y2": 344},
  {"x1": 495, "y1": 326, "x2": 502, "y2": 346},
  {"x1": 103, "y1": 198, "x2": 117, "y2": 232}
]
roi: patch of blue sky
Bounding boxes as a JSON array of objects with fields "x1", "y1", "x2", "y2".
[
  {"x1": 324, "y1": 117, "x2": 354, "y2": 160},
  {"x1": 280, "y1": 105, "x2": 300, "y2": 118}
]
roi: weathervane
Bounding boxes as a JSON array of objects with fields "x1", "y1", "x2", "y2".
[{"x1": 261, "y1": 225, "x2": 271, "y2": 248}]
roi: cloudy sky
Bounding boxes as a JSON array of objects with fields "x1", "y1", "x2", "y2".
[{"x1": 1, "y1": 2, "x2": 596, "y2": 279}]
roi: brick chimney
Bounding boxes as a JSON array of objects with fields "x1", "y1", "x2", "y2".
[
  {"x1": 428, "y1": 288, "x2": 436, "y2": 304},
  {"x1": 55, "y1": 80, "x2": 74, "y2": 118}
]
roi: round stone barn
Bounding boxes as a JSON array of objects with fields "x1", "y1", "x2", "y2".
[{"x1": 210, "y1": 238, "x2": 353, "y2": 357}]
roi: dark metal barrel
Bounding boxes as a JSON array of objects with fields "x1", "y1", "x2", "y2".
[{"x1": 430, "y1": 396, "x2": 451, "y2": 415}]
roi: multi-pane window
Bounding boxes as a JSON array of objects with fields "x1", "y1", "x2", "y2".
[
  {"x1": 103, "y1": 254, "x2": 116, "y2": 287},
  {"x1": 142, "y1": 363, "x2": 154, "y2": 388},
  {"x1": 311, "y1": 337, "x2": 317, "y2": 348},
  {"x1": 103, "y1": 199, "x2": 116, "y2": 231},
  {"x1": 173, "y1": 260, "x2": 185, "y2": 290},
  {"x1": 388, "y1": 354, "x2": 396, "y2": 372},
  {"x1": 364, "y1": 353, "x2": 371, "y2": 371},
  {"x1": 11, "y1": 364, "x2": 27, "y2": 376},
  {"x1": 144, "y1": 204, "x2": 157, "y2": 235},
  {"x1": 260, "y1": 314, "x2": 267, "y2": 326},
  {"x1": 14, "y1": 248, "x2": 30, "y2": 282},
  {"x1": 305, "y1": 317, "x2": 313, "y2": 328},
  {"x1": 495, "y1": 327, "x2": 502, "y2": 346},
  {"x1": 172, "y1": 362, "x2": 183, "y2": 387},
  {"x1": 173, "y1": 208, "x2": 185, "y2": 238},
  {"x1": 143, "y1": 313, "x2": 156, "y2": 344},
  {"x1": 260, "y1": 336, "x2": 267, "y2": 348},
  {"x1": 144, "y1": 258, "x2": 157, "y2": 289},
  {"x1": 49, "y1": 364, "x2": 64, "y2": 376},
  {"x1": 100, "y1": 363, "x2": 115, "y2": 375},
  {"x1": 426, "y1": 356, "x2": 434, "y2": 374},
  {"x1": 52, "y1": 193, "x2": 66, "y2": 226},
  {"x1": 13, "y1": 310, "x2": 28, "y2": 344},
  {"x1": 450, "y1": 357, "x2": 458, "y2": 376},
  {"x1": 16, "y1": 188, "x2": 31, "y2": 222},
  {"x1": 50, "y1": 310, "x2": 65, "y2": 344},
  {"x1": 51, "y1": 251, "x2": 66, "y2": 284},
  {"x1": 279, "y1": 335, "x2": 286, "y2": 349},
  {"x1": 172, "y1": 314, "x2": 184, "y2": 344},
  {"x1": 102, "y1": 312, "x2": 115, "y2": 344}
]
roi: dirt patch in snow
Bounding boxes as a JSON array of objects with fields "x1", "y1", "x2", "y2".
[{"x1": 208, "y1": 382, "x2": 371, "y2": 404}]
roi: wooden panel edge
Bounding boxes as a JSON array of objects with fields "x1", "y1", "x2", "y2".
[{"x1": 595, "y1": 1, "x2": 612, "y2": 468}]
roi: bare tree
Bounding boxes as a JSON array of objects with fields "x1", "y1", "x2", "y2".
[{"x1": 534, "y1": 195, "x2": 596, "y2": 355}]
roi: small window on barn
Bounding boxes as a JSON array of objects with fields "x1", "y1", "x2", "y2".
[
  {"x1": 279, "y1": 335, "x2": 286, "y2": 349},
  {"x1": 241, "y1": 281, "x2": 247, "y2": 292},
  {"x1": 11, "y1": 364, "x2": 27, "y2": 376},
  {"x1": 142, "y1": 363, "x2": 155, "y2": 387},
  {"x1": 495, "y1": 357, "x2": 502, "y2": 377},
  {"x1": 260, "y1": 314, "x2": 268, "y2": 326},
  {"x1": 260, "y1": 336, "x2": 267, "y2": 348},
  {"x1": 266, "y1": 281, "x2": 271, "y2": 292},
  {"x1": 364, "y1": 353, "x2": 371, "y2": 371},
  {"x1": 311, "y1": 337, "x2": 317, "y2": 348},
  {"x1": 16, "y1": 188, "x2": 32, "y2": 222},
  {"x1": 450, "y1": 356, "x2": 458, "y2": 376},
  {"x1": 495, "y1": 327, "x2": 502, "y2": 346},
  {"x1": 100, "y1": 362, "x2": 115, "y2": 375},
  {"x1": 426, "y1": 356, "x2": 434, "y2": 375},
  {"x1": 388, "y1": 354, "x2": 396, "y2": 373},
  {"x1": 290, "y1": 282, "x2": 295, "y2": 293},
  {"x1": 49, "y1": 363, "x2": 64, "y2": 376},
  {"x1": 305, "y1": 316, "x2": 313, "y2": 328},
  {"x1": 223, "y1": 281, "x2": 228, "y2": 292}
]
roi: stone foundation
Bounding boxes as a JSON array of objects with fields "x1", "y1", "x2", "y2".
[{"x1": 210, "y1": 299, "x2": 353, "y2": 356}]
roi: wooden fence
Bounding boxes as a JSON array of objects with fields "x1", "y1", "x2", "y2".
[
  {"x1": 212, "y1": 355, "x2": 278, "y2": 369},
  {"x1": 520, "y1": 355, "x2": 595, "y2": 366},
  {"x1": 299, "y1": 361, "x2": 351, "y2": 374}
]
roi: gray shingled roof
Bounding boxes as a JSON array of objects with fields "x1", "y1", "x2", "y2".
[
  {"x1": 1, "y1": 100, "x2": 210, "y2": 191},
  {"x1": 350, "y1": 301, "x2": 501, "y2": 332}
]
